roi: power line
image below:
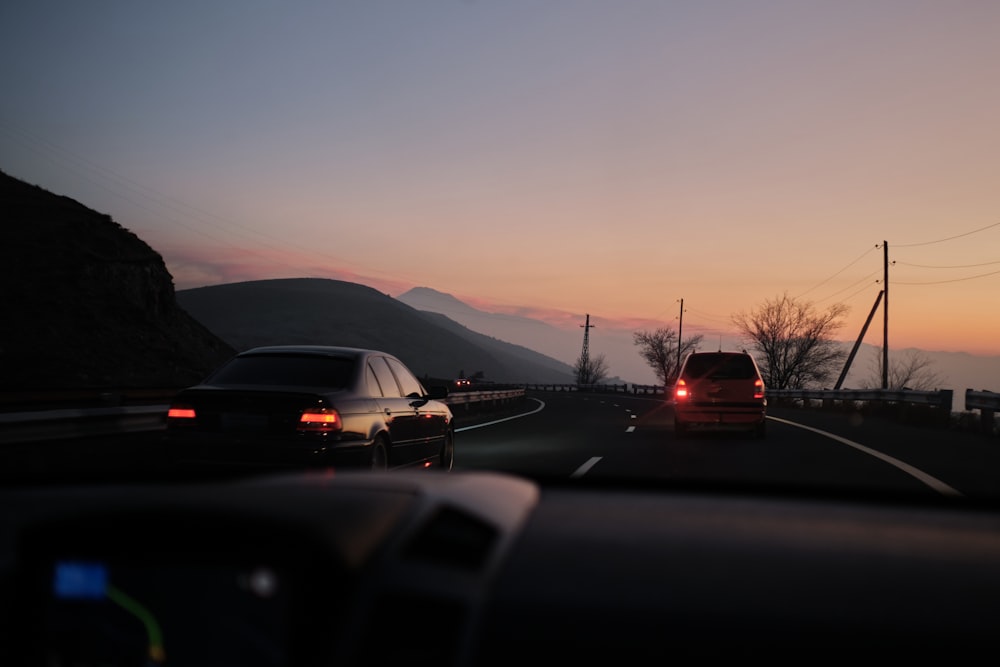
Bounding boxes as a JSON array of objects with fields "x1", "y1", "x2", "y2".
[
  {"x1": 683, "y1": 307, "x2": 731, "y2": 324},
  {"x1": 839, "y1": 280, "x2": 881, "y2": 303},
  {"x1": 814, "y1": 270, "x2": 880, "y2": 303},
  {"x1": 795, "y1": 245, "x2": 878, "y2": 299},
  {"x1": 894, "y1": 220, "x2": 1000, "y2": 248},
  {"x1": 896, "y1": 259, "x2": 1000, "y2": 269},
  {"x1": 893, "y1": 268, "x2": 1000, "y2": 285}
]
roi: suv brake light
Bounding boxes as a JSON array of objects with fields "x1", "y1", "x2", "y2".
[
  {"x1": 675, "y1": 379, "x2": 689, "y2": 400},
  {"x1": 754, "y1": 379, "x2": 764, "y2": 399}
]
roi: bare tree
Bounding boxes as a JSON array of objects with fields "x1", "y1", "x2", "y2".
[
  {"x1": 633, "y1": 328, "x2": 704, "y2": 386},
  {"x1": 862, "y1": 349, "x2": 945, "y2": 390},
  {"x1": 575, "y1": 352, "x2": 610, "y2": 385},
  {"x1": 731, "y1": 293, "x2": 848, "y2": 390}
]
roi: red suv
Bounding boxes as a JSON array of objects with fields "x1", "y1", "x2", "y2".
[{"x1": 672, "y1": 351, "x2": 767, "y2": 437}]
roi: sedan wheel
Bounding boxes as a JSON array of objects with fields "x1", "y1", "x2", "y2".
[
  {"x1": 439, "y1": 432, "x2": 455, "y2": 472},
  {"x1": 370, "y1": 439, "x2": 389, "y2": 471}
]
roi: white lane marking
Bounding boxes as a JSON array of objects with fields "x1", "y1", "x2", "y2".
[
  {"x1": 768, "y1": 416, "x2": 964, "y2": 498},
  {"x1": 455, "y1": 398, "x2": 546, "y2": 432},
  {"x1": 572, "y1": 456, "x2": 603, "y2": 478},
  {"x1": 626, "y1": 426, "x2": 636, "y2": 433}
]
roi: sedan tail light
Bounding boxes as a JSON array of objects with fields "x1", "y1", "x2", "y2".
[
  {"x1": 166, "y1": 403, "x2": 197, "y2": 420},
  {"x1": 298, "y1": 407, "x2": 342, "y2": 433}
]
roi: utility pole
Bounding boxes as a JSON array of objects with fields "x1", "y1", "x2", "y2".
[
  {"x1": 676, "y1": 298, "x2": 684, "y2": 374},
  {"x1": 580, "y1": 313, "x2": 594, "y2": 364},
  {"x1": 835, "y1": 290, "x2": 884, "y2": 390},
  {"x1": 883, "y1": 241, "x2": 889, "y2": 389}
]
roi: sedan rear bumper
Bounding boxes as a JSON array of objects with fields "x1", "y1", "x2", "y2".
[{"x1": 164, "y1": 434, "x2": 374, "y2": 468}]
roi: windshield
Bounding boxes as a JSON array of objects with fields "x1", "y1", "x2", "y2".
[{"x1": 2, "y1": 2, "x2": 999, "y2": 503}]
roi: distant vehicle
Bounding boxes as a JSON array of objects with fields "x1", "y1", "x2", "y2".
[
  {"x1": 672, "y1": 350, "x2": 767, "y2": 437},
  {"x1": 165, "y1": 345, "x2": 454, "y2": 470},
  {"x1": 454, "y1": 378, "x2": 472, "y2": 388}
]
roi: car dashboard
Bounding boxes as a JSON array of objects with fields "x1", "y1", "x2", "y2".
[{"x1": 2, "y1": 470, "x2": 1000, "y2": 664}]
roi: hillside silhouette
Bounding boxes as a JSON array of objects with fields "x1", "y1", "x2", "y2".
[
  {"x1": 177, "y1": 278, "x2": 576, "y2": 383},
  {"x1": 2, "y1": 169, "x2": 575, "y2": 390},
  {"x1": 1, "y1": 170, "x2": 234, "y2": 390}
]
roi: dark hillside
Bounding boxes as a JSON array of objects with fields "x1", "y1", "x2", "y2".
[
  {"x1": 0, "y1": 170, "x2": 234, "y2": 390},
  {"x1": 177, "y1": 278, "x2": 576, "y2": 383}
]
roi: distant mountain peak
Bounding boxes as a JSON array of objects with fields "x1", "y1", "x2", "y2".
[{"x1": 397, "y1": 287, "x2": 484, "y2": 316}]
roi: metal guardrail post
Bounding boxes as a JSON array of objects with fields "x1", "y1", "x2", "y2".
[
  {"x1": 965, "y1": 389, "x2": 1000, "y2": 434},
  {"x1": 766, "y1": 387, "x2": 955, "y2": 427}
]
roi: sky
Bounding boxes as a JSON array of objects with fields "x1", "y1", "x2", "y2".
[{"x1": 3, "y1": 0, "x2": 1000, "y2": 361}]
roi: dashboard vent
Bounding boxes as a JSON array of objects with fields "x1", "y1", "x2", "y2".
[{"x1": 402, "y1": 506, "x2": 499, "y2": 571}]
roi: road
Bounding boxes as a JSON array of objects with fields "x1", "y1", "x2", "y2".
[
  {"x1": 4, "y1": 390, "x2": 999, "y2": 500},
  {"x1": 454, "y1": 391, "x2": 1000, "y2": 501}
]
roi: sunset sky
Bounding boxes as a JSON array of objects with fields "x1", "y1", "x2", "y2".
[{"x1": 3, "y1": 1, "x2": 999, "y2": 358}]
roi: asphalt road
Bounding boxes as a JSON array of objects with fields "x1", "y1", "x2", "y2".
[
  {"x1": 454, "y1": 391, "x2": 1000, "y2": 501},
  {"x1": 4, "y1": 390, "x2": 999, "y2": 502}
]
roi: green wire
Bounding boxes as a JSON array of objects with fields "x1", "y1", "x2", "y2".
[{"x1": 105, "y1": 584, "x2": 166, "y2": 664}]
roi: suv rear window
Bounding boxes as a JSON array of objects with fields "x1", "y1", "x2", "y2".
[{"x1": 681, "y1": 353, "x2": 758, "y2": 380}]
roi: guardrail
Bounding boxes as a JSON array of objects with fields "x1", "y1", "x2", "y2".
[
  {"x1": 967, "y1": 389, "x2": 1000, "y2": 411},
  {"x1": 0, "y1": 389, "x2": 528, "y2": 445},
  {"x1": 966, "y1": 389, "x2": 1000, "y2": 434},
  {"x1": 0, "y1": 405, "x2": 169, "y2": 444},
  {"x1": 523, "y1": 383, "x2": 665, "y2": 395},
  {"x1": 766, "y1": 387, "x2": 965, "y2": 430},
  {"x1": 768, "y1": 387, "x2": 1000, "y2": 435},
  {"x1": 445, "y1": 388, "x2": 524, "y2": 408},
  {"x1": 766, "y1": 387, "x2": 954, "y2": 410}
]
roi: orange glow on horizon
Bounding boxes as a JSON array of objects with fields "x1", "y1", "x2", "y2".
[{"x1": 153, "y1": 240, "x2": 1000, "y2": 359}]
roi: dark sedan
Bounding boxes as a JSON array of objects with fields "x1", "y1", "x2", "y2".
[{"x1": 164, "y1": 345, "x2": 454, "y2": 471}]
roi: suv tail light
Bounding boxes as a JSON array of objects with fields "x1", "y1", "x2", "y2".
[
  {"x1": 298, "y1": 407, "x2": 342, "y2": 433},
  {"x1": 675, "y1": 379, "x2": 689, "y2": 400},
  {"x1": 754, "y1": 379, "x2": 764, "y2": 399}
]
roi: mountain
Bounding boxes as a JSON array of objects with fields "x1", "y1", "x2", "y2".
[
  {"x1": 0, "y1": 168, "x2": 574, "y2": 390},
  {"x1": 398, "y1": 287, "x2": 577, "y2": 354},
  {"x1": 176, "y1": 278, "x2": 576, "y2": 384},
  {"x1": 413, "y1": 309, "x2": 577, "y2": 380},
  {"x1": 0, "y1": 170, "x2": 235, "y2": 390},
  {"x1": 399, "y1": 287, "x2": 644, "y2": 383}
]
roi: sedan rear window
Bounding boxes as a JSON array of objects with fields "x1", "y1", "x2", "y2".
[
  {"x1": 206, "y1": 355, "x2": 355, "y2": 388},
  {"x1": 682, "y1": 354, "x2": 758, "y2": 380}
]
